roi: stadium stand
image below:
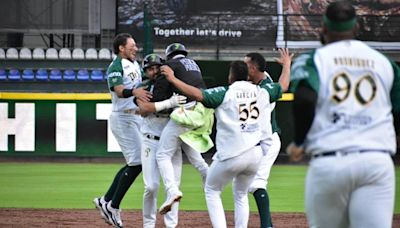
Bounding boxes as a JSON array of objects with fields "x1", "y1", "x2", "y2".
[
  {"x1": 19, "y1": 48, "x2": 32, "y2": 59},
  {"x1": 0, "y1": 69, "x2": 6, "y2": 80},
  {"x1": 77, "y1": 69, "x2": 89, "y2": 81},
  {"x1": 91, "y1": 69, "x2": 104, "y2": 81},
  {"x1": 0, "y1": 48, "x2": 6, "y2": 59},
  {"x1": 32, "y1": 48, "x2": 45, "y2": 59},
  {"x1": 49, "y1": 69, "x2": 62, "y2": 81},
  {"x1": 59, "y1": 48, "x2": 72, "y2": 59},
  {"x1": 72, "y1": 48, "x2": 85, "y2": 60},
  {"x1": 85, "y1": 48, "x2": 98, "y2": 59},
  {"x1": 8, "y1": 69, "x2": 21, "y2": 80},
  {"x1": 6, "y1": 48, "x2": 19, "y2": 59},
  {"x1": 99, "y1": 48, "x2": 111, "y2": 59},
  {"x1": 46, "y1": 48, "x2": 58, "y2": 59},
  {"x1": 22, "y1": 69, "x2": 35, "y2": 80},
  {"x1": 63, "y1": 69, "x2": 76, "y2": 81},
  {"x1": 36, "y1": 69, "x2": 48, "y2": 81}
]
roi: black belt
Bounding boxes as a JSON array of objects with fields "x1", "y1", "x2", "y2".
[
  {"x1": 144, "y1": 134, "x2": 160, "y2": 141},
  {"x1": 313, "y1": 149, "x2": 390, "y2": 158},
  {"x1": 256, "y1": 142, "x2": 261, "y2": 146}
]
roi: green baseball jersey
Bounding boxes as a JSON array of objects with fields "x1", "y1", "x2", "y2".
[
  {"x1": 201, "y1": 80, "x2": 282, "y2": 161},
  {"x1": 258, "y1": 73, "x2": 281, "y2": 134},
  {"x1": 290, "y1": 40, "x2": 400, "y2": 155},
  {"x1": 107, "y1": 56, "x2": 143, "y2": 112}
]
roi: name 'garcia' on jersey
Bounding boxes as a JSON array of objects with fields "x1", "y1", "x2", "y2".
[{"x1": 236, "y1": 91, "x2": 257, "y2": 99}]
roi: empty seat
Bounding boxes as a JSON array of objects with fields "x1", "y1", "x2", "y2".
[
  {"x1": 46, "y1": 48, "x2": 58, "y2": 59},
  {"x1": 98, "y1": 48, "x2": 111, "y2": 59},
  {"x1": 8, "y1": 69, "x2": 21, "y2": 80},
  {"x1": 22, "y1": 69, "x2": 35, "y2": 80},
  {"x1": 6, "y1": 48, "x2": 19, "y2": 59},
  {"x1": 36, "y1": 69, "x2": 48, "y2": 81},
  {"x1": 33, "y1": 48, "x2": 45, "y2": 59},
  {"x1": 0, "y1": 48, "x2": 5, "y2": 59},
  {"x1": 77, "y1": 69, "x2": 89, "y2": 81},
  {"x1": 19, "y1": 48, "x2": 32, "y2": 59},
  {"x1": 91, "y1": 69, "x2": 104, "y2": 81},
  {"x1": 0, "y1": 69, "x2": 6, "y2": 80},
  {"x1": 59, "y1": 48, "x2": 72, "y2": 59},
  {"x1": 72, "y1": 48, "x2": 85, "y2": 60},
  {"x1": 63, "y1": 69, "x2": 76, "y2": 81},
  {"x1": 49, "y1": 69, "x2": 62, "y2": 81},
  {"x1": 85, "y1": 48, "x2": 98, "y2": 59}
]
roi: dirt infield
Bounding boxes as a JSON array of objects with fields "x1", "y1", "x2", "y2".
[{"x1": 0, "y1": 209, "x2": 399, "y2": 228}]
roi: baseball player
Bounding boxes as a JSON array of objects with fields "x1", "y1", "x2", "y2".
[
  {"x1": 244, "y1": 50, "x2": 292, "y2": 228},
  {"x1": 287, "y1": 1, "x2": 400, "y2": 228},
  {"x1": 154, "y1": 43, "x2": 209, "y2": 215},
  {"x1": 138, "y1": 53, "x2": 184, "y2": 228},
  {"x1": 161, "y1": 60, "x2": 283, "y2": 228},
  {"x1": 93, "y1": 33, "x2": 152, "y2": 228}
]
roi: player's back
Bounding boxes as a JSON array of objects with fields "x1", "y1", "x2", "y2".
[
  {"x1": 305, "y1": 40, "x2": 397, "y2": 154},
  {"x1": 211, "y1": 81, "x2": 272, "y2": 161}
]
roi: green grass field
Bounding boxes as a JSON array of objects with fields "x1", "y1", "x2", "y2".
[{"x1": 0, "y1": 163, "x2": 399, "y2": 213}]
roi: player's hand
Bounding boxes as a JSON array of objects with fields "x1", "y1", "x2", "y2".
[
  {"x1": 286, "y1": 142, "x2": 305, "y2": 162},
  {"x1": 161, "y1": 65, "x2": 176, "y2": 82},
  {"x1": 133, "y1": 87, "x2": 152, "y2": 102},
  {"x1": 169, "y1": 93, "x2": 187, "y2": 107},
  {"x1": 275, "y1": 48, "x2": 294, "y2": 67}
]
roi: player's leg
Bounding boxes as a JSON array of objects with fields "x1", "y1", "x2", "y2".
[
  {"x1": 181, "y1": 142, "x2": 209, "y2": 186},
  {"x1": 164, "y1": 148, "x2": 183, "y2": 228},
  {"x1": 204, "y1": 158, "x2": 235, "y2": 228},
  {"x1": 305, "y1": 157, "x2": 350, "y2": 228},
  {"x1": 104, "y1": 114, "x2": 142, "y2": 227},
  {"x1": 233, "y1": 146, "x2": 263, "y2": 228},
  {"x1": 157, "y1": 120, "x2": 188, "y2": 213},
  {"x1": 250, "y1": 133, "x2": 281, "y2": 228},
  {"x1": 348, "y1": 152, "x2": 395, "y2": 228},
  {"x1": 142, "y1": 137, "x2": 161, "y2": 228}
]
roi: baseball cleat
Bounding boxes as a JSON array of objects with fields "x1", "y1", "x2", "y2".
[
  {"x1": 105, "y1": 201, "x2": 124, "y2": 228},
  {"x1": 93, "y1": 197, "x2": 112, "y2": 225},
  {"x1": 159, "y1": 192, "x2": 183, "y2": 215}
]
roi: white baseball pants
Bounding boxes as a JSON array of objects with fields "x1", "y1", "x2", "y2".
[
  {"x1": 142, "y1": 136, "x2": 182, "y2": 228},
  {"x1": 249, "y1": 133, "x2": 281, "y2": 192},
  {"x1": 205, "y1": 146, "x2": 263, "y2": 228},
  {"x1": 156, "y1": 119, "x2": 209, "y2": 196},
  {"x1": 109, "y1": 112, "x2": 142, "y2": 166},
  {"x1": 306, "y1": 151, "x2": 395, "y2": 228}
]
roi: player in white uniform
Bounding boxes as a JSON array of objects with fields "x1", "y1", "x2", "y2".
[
  {"x1": 139, "y1": 54, "x2": 183, "y2": 228},
  {"x1": 244, "y1": 50, "x2": 292, "y2": 228},
  {"x1": 161, "y1": 60, "x2": 283, "y2": 228},
  {"x1": 287, "y1": 2, "x2": 400, "y2": 228},
  {"x1": 93, "y1": 33, "x2": 152, "y2": 228}
]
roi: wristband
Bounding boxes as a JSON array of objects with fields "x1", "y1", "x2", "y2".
[{"x1": 122, "y1": 89, "x2": 133, "y2": 98}]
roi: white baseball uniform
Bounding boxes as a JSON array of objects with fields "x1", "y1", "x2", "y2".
[
  {"x1": 201, "y1": 80, "x2": 282, "y2": 228},
  {"x1": 107, "y1": 56, "x2": 143, "y2": 166},
  {"x1": 291, "y1": 40, "x2": 400, "y2": 228}
]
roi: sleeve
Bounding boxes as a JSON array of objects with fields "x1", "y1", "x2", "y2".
[
  {"x1": 107, "y1": 64, "x2": 124, "y2": 89},
  {"x1": 201, "y1": 86, "x2": 228, "y2": 109},
  {"x1": 260, "y1": 82, "x2": 282, "y2": 103},
  {"x1": 289, "y1": 51, "x2": 320, "y2": 94},
  {"x1": 390, "y1": 60, "x2": 400, "y2": 113}
]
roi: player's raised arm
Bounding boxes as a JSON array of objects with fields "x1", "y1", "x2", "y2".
[
  {"x1": 161, "y1": 65, "x2": 204, "y2": 101},
  {"x1": 275, "y1": 48, "x2": 294, "y2": 92}
]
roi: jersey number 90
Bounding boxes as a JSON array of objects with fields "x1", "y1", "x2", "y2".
[{"x1": 331, "y1": 72, "x2": 377, "y2": 105}]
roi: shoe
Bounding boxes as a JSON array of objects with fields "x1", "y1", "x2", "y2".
[
  {"x1": 159, "y1": 191, "x2": 183, "y2": 215},
  {"x1": 105, "y1": 201, "x2": 123, "y2": 228},
  {"x1": 93, "y1": 197, "x2": 111, "y2": 225}
]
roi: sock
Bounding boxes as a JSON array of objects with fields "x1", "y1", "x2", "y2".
[
  {"x1": 111, "y1": 165, "x2": 142, "y2": 208},
  {"x1": 253, "y1": 188, "x2": 273, "y2": 228},
  {"x1": 104, "y1": 165, "x2": 128, "y2": 202}
]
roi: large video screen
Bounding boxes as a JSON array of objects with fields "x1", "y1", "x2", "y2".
[{"x1": 117, "y1": 0, "x2": 278, "y2": 48}]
